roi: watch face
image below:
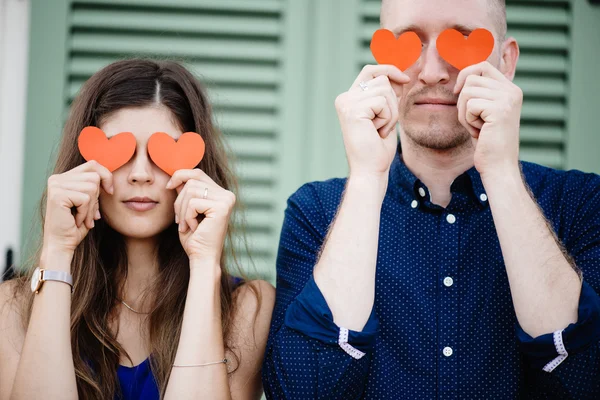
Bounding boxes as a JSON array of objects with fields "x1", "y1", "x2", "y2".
[{"x1": 31, "y1": 267, "x2": 41, "y2": 292}]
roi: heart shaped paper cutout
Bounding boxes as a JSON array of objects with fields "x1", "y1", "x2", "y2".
[
  {"x1": 370, "y1": 29, "x2": 422, "y2": 71},
  {"x1": 437, "y1": 28, "x2": 494, "y2": 70},
  {"x1": 147, "y1": 131, "x2": 206, "y2": 176},
  {"x1": 78, "y1": 126, "x2": 136, "y2": 172}
]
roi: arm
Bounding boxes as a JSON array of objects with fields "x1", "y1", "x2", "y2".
[
  {"x1": 5, "y1": 249, "x2": 78, "y2": 400},
  {"x1": 3, "y1": 161, "x2": 111, "y2": 400},
  {"x1": 164, "y1": 270, "x2": 275, "y2": 400},
  {"x1": 164, "y1": 261, "x2": 230, "y2": 400},
  {"x1": 484, "y1": 168, "x2": 581, "y2": 337},
  {"x1": 262, "y1": 183, "x2": 380, "y2": 400},
  {"x1": 512, "y1": 174, "x2": 600, "y2": 399},
  {"x1": 314, "y1": 175, "x2": 387, "y2": 330}
]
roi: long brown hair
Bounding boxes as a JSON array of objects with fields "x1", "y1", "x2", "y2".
[{"x1": 12, "y1": 59, "x2": 255, "y2": 399}]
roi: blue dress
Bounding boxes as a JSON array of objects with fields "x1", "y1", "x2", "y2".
[{"x1": 116, "y1": 358, "x2": 159, "y2": 400}]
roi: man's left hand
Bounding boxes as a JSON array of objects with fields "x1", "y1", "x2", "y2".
[{"x1": 454, "y1": 61, "x2": 523, "y2": 180}]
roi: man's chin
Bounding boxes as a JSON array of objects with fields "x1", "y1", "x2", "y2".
[{"x1": 401, "y1": 122, "x2": 471, "y2": 151}]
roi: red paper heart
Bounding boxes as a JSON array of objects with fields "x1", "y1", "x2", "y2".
[
  {"x1": 370, "y1": 29, "x2": 422, "y2": 71},
  {"x1": 78, "y1": 126, "x2": 136, "y2": 172},
  {"x1": 147, "y1": 132, "x2": 206, "y2": 176},
  {"x1": 437, "y1": 28, "x2": 494, "y2": 70}
]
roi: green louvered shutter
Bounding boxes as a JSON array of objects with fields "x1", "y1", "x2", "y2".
[
  {"x1": 359, "y1": 0, "x2": 572, "y2": 169},
  {"x1": 66, "y1": 0, "x2": 285, "y2": 280}
]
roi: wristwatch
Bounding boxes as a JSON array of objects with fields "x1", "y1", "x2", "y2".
[{"x1": 30, "y1": 267, "x2": 73, "y2": 294}]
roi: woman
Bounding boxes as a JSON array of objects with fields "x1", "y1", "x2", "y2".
[{"x1": 0, "y1": 59, "x2": 275, "y2": 400}]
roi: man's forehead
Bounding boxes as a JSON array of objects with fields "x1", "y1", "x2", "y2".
[{"x1": 381, "y1": 0, "x2": 493, "y2": 33}]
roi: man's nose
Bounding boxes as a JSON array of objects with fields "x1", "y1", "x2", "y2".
[{"x1": 417, "y1": 41, "x2": 451, "y2": 86}]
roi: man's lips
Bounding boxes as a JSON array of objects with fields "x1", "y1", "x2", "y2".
[{"x1": 414, "y1": 98, "x2": 457, "y2": 106}]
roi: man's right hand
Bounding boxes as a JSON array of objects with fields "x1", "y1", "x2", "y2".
[{"x1": 334, "y1": 65, "x2": 410, "y2": 180}]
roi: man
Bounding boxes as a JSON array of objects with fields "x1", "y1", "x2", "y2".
[{"x1": 262, "y1": 0, "x2": 600, "y2": 398}]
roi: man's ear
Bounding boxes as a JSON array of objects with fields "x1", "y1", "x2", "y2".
[{"x1": 500, "y1": 37, "x2": 520, "y2": 81}]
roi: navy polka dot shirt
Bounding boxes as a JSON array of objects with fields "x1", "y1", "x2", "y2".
[{"x1": 262, "y1": 145, "x2": 600, "y2": 399}]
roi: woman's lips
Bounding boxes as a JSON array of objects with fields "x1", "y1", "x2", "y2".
[{"x1": 123, "y1": 201, "x2": 158, "y2": 212}]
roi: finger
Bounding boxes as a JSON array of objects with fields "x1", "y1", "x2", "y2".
[
  {"x1": 59, "y1": 181, "x2": 100, "y2": 228},
  {"x1": 454, "y1": 61, "x2": 506, "y2": 94},
  {"x1": 174, "y1": 185, "x2": 186, "y2": 226},
  {"x1": 180, "y1": 185, "x2": 212, "y2": 233},
  {"x1": 458, "y1": 75, "x2": 503, "y2": 93},
  {"x1": 466, "y1": 99, "x2": 493, "y2": 138},
  {"x1": 354, "y1": 81, "x2": 399, "y2": 135},
  {"x1": 64, "y1": 190, "x2": 92, "y2": 228},
  {"x1": 73, "y1": 161, "x2": 114, "y2": 194},
  {"x1": 360, "y1": 96, "x2": 392, "y2": 132},
  {"x1": 183, "y1": 198, "x2": 221, "y2": 234},
  {"x1": 94, "y1": 202, "x2": 101, "y2": 220},
  {"x1": 352, "y1": 64, "x2": 410, "y2": 91},
  {"x1": 167, "y1": 168, "x2": 216, "y2": 190},
  {"x1": 456, "y1": 87, "x2": 498, "y2": 129}
]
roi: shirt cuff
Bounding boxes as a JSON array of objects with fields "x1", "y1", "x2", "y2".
[
  {"x1": 516, "y1": 281, "x2": 600, "y2": 371},
  {"x1": 284, "y1": 275, "x2": 379, "y2": 358}
]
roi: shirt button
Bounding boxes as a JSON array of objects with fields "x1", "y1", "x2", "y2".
[
  {"x1": 446, "y1": 214, "x2": 456, "y2": 224},
  {"x1": 443, "y1": 277, "x2": 454, "y2": 287},
  {"x1": 411, "y1": 200, "x2": 418, "y2": 209},
  {"x1": 480, "y1": 193, "x2": 488, "y2": 202},
  {"x1": 443, "y1": 347, "x2": 453, "y2": 357},
  {"x1": 418, "y1": 187, "x2": 426, "y2": 197}
]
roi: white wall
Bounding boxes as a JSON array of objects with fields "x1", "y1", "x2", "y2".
[{"x1": 0, "y1": 0, "x2": 30, "y2": 276}]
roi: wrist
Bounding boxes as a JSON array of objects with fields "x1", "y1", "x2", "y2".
[
  {"x1": 347, "y1": 173, "x2": 389, "y2": 199},
  {"x1": 40, "y1": 245, "x2": 74, "y2": 273},
  {"x1": 481, "y1": 164, "x2": 523, "y2": 192},
  {"x1": 189, "y1": 259, "x2": 222, "y2": 282}
]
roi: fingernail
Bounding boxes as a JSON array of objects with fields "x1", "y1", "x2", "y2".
[
  {"x1": 175, "y1": 214, "x2": 179, "y2": 224},
  {"x1": 91, "y1": 221, "x2": 95, "y2": 228},
  {"x1": 95, "y1": 210, "x2": 101, "y2": 220},
  {"x1": 178, "y1": 221, "x2": 184, "y2": 232},
  {"x1": 109, "y1": 185, "x2": 114, "y2": 194},
  {"x1": 166, "y1": 180, "x2": 172, "y2": 189}
]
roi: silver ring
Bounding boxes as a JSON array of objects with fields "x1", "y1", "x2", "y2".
[
  {"x1": 203, "y1": 187, "x2": 208, "y2": 200},
  {"x1": 359, "y1": 81, "x2": 369, "y2": 91}
]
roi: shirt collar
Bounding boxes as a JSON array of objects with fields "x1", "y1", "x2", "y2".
[{"x1": 387, "y1": 143, "x2": 489, "y2": 209}]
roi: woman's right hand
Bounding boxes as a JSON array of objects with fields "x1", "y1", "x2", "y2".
[
  {"x1": 334, "y1": 64, "x2": 410, "y2": 180},
  {"x1": 43, "y1": 160, "x2": 113, "y2": 257}
]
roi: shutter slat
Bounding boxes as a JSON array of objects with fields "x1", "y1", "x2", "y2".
[
  {"x1": 520, "y1": 146, "x2": 563, "y2": 169},
  {"x1": 70, "y1": 57, "x2": 279, "y2": 86},
  {"x1": 71, "y1": 8, "x2": 281, "y2": 37},
  {"x1": 521, "y1": 102, "x2": 566, "y2": 122},
  {"x1": 514, "y1": 77, "x2": 567, "y2": 98},
  {"x1": 228, "y1": 136, "x2": 276, "y2": 159},
  {"x1": 520, "y1": 126, "x2": 564, "y2": 144},
  {"x1": 73, "y1": 0, "x2": 283, "y2": 14},
  {"x1": 70, "y1": 33, "x2": 281, "y2": 62},
  {"x1": 217, "y1": 111, "x2": 277, "y2": 134}
]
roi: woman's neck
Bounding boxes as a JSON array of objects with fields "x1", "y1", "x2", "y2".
[{"x1": 122, "y1": 237, "x2": 159, "y2": 307}]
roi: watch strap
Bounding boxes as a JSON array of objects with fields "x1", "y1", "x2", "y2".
[{"x1": 41, "y1": 269, "x2": 73, "y2": 290}]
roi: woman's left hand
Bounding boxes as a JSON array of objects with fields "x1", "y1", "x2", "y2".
[{"x1": 166, "y1": 168, "x2": 236, "y2": 264}]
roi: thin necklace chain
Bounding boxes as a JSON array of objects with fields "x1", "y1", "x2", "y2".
[{"x1": 119, "y1": 299, "x2": 150, "y2": 314}]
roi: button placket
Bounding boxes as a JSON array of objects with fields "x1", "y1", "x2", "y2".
[{"x1": 438, "y1": 209, "x2": 460, "y2": 395}]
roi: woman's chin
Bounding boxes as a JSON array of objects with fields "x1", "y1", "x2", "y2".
[{"x1": 110, "y1": 220, "x2": 173, "y2": 239}]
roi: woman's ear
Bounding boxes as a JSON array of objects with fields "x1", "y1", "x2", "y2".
[{"x1": 500, "y1": 37, "x2": 520, "y2": 81}]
